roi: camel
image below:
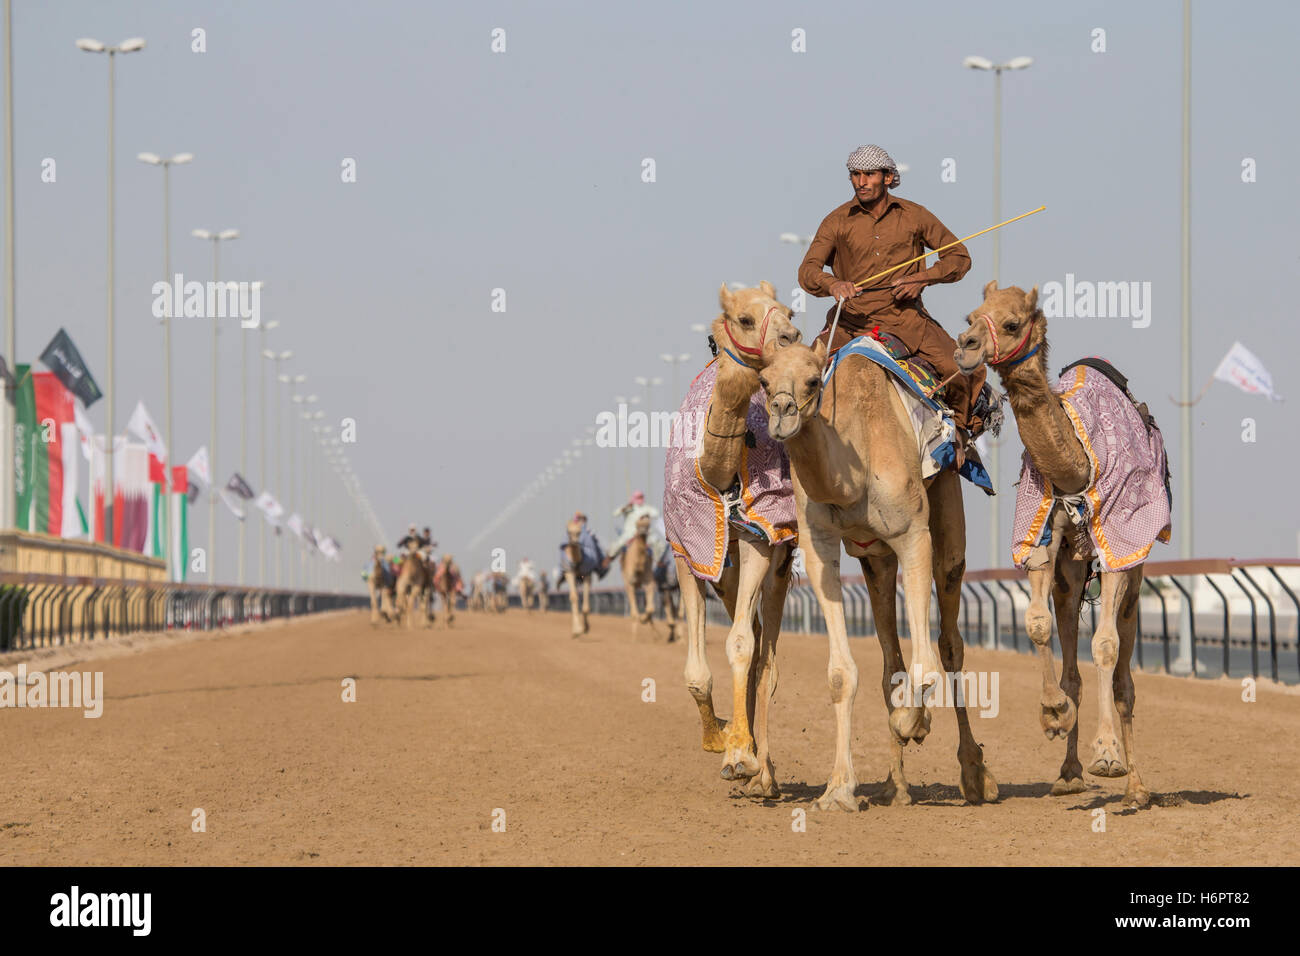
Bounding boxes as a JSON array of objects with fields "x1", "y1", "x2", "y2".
[
  {"x1": 368, "y1": 546, "x2": 395, "y2": 625},
  {"x1": 490, "y1": 571, "x2": 509, "y2": 612},
  {"x1": 620, "y1": 515, "x2": 657, "y2": 633},
  {"x1": 433, "y1": 555, "x2": 463, "y2": 628},
  {"x1": 757, "y1": 333, "x2": 999, "y2": 810},
  {"x1": 954, "y1": 281, "x2": 1170, "y2": 808},
  {"x1": 562, "y1": 518, "x2": 597, "y2": 637},
  {"x1": 394, "y1": 544, "x2": 431, "y2": 630},
  {"x1": 669, "y1": 282, "x2": 801, "y2": 798},
  {"x1": 516, "y1": 561, "x2": 539, "y2": 612},
  {"x1": 652, "y1": 546, "x2": 681, "y2": 643}
]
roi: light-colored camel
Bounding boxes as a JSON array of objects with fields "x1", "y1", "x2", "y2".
[
  {"x1": 621, "y1": 515, "x2": 657, "y2": 634},
  {"x1": 955, "y1": 281, "x2": 1152, "y2": 807},
  {"x1": 563, "y1": 519, "x2": 593, "y2": 638},
  {"x1": 758, "y1": 334, "x2": 999, "y2": 810},
  {"x1": 434, "y1": 555, "x2": 462, "y2": 628},
  {"x1": 368, "y1": 547, "x2": 393, "y2": 625},
  {"x1": 519, "y1": 575, "x2": 537, "y2": 612},
  {"x1": 395, "y1": 545, "x2": 431, "y2": 630},
  {"x1": 674, "y1": 281, "x2": 800, "y2": 798}
]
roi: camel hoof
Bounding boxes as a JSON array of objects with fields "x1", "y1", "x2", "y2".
[
  {"x1": 889, "y1": 706, "x2": 931, "y2": 745},
  {"x1": 961, "y1": 764, "x2": 1000, "y2": 804},
  {"x1": 1088, "y1": 737, "x2": 1128, "y2": 777},
  {"x1": 813, "y1": 782, "x2": 861, "y2": 812},
  {"x1": 1040, "y1": 696, "x2": 1078, "y2": 739},
  {"x1": 1051, "y1": 776, "x2": 1087, "y2": 796},
  {"x1": 743, "y1": 776, "x2": 780, "y2": 799},
  {"x1": 721, "y1": 750, "x2": 760, "y2": 781},
  {"x1": 878, "y1": 779, "x2": 912, "y2": 806},
  {"x1": 1124, "y1": 784, "x2": 1151, "y2": 808}
]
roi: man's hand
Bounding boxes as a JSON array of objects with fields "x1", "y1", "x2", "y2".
[
  {"x1": 890, "y1": 275, "x2": 927, "y2": 302},
  {"x1": 829, "y1": 280, "x2": 858, "y2": 300}
]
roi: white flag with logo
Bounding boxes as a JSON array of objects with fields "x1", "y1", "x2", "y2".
[
  {"x1": 287, "y1": 512, "x2": 304, "y2": 539},
  {"x1": 218, "y1": 488, "x2": 246, "y2": 521},
  {"x1": 255, "y1": 491, "x2": 284, "y2": 526},
  {"x1": 186, "y1": 446, "x2": 211, "y2": 490},
  {"x1": 73, "y1": 402, "x2": 95, "y2": 463},
  {"x1": 126, "y1": 400, "x2": 167, "y2": 461},
  {"x1": 1214, "y1": 341, "x2": 1283, "y2": 401}
]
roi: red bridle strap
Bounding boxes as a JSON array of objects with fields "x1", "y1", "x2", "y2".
[
  {"x1": 981, "y1": 312, "x2": 1036, "y2": 366},
  {"x1": 724, "y1": 305, "x2": 784, "y2": 358}
]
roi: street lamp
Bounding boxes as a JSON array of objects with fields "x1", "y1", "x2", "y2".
[
  {"x1": 964, "y1": 53, "x2": 1033, "y2": 582},
  {"x1": 192, "y1": 227, "x2": 238, "y2": 581},
  {"x1": 256, "y1": 321, "x2": 280, "y2": 584},
  {"x1": 78, "y1": 35, "x2": 145, "y2": 544},
  {"x1": 137, "y1": 150, "x2": 192, "y2": 579},
  {"x1": 633, "y1": 376, "x2": 662, "y2": 495},
  {"x1": 659, "y1": 352, "x2": 691, "y2": 410}
]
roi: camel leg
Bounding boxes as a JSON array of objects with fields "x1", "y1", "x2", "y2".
[
  {"x1": 858, "y1": 552, "x2": 911, "y2": 805},
  {"x1": 927, "y1": 472, "x2": 999, "y2": 804},
  {"x1": 370, "y1": 586, "x2": 380, "y2": 626},
  {"x1": 641, "y1": 581, "x2": 656, "y2": 626},
  {"x1": 566, "y1": 571, "x2": 582, "y2": 637},
  {"x1": 1114, "y1": 567, "x2": 1149, "y2": 806},
  {"x1": 678, "y1": 554, "x2": 726, "y2": 752},
  {"x1": 1088, "y1": 569, "x2": 1129, "y2": 778},
  {"x1": 887, "y1": 527, "x2": 941, "y2": 747},
  {"x1": 719, "y1": 536, "x2": 769, "y2": 782},
  {"x1": 1051, "y1": 557, "x2": 1088, "y2": 794},
  {"x1": 1026, "y1": 508, "x2": 1075, "y2": 739},
  {"x1": 803, "y1": 519, "x2": 860, "y2": 812},
  {"x1": 581, "y1": 578, "x2": 591, "y2": 633},
  {"x1": 742, "y1": 543, "x2": 790, "y2": 799}
]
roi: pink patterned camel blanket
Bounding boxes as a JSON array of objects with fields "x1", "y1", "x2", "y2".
[
  {"x1": 663, "y1": 361, "x2": 797, "y2": 582},
  {"x1": 1011, "y1": 364, "x2": 1172, "y2": 572}
]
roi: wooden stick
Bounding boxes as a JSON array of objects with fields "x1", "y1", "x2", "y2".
[{"x1": 853, "y1": 205, "x2": 1047, "y2": 290}]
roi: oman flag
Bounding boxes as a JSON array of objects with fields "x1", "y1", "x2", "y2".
[
  {"x1": 14, "y1": 366, "x2": 89, "y2": 538},
  {"x1": 170, "y1": 465, "x2": 189, "y2": 582}
]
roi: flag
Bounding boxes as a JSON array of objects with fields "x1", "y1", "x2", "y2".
[
  {"x1": 38, "y1": 328, "x2": 102, "y2": 407},
  {"x1": 218, "y1": 488, "x2": 246, "y2": 521},
  {"x1": 89, "y1": 433, "x2": 125, "y2": 543},
  {"x1": 73, "y1": 402, "x2": 94, "y2": 462},
  {"x1": 170, "y1": 466, "x2": 189, "y2": 582},
  {"x1": 287, "y1": 513, "x2": 304, "y2": 538},
  {"x1": 225, "y1": 472, "x2": 255, "y2": 500},
  {"x1": 255, "y1": 491, "x2": 284, "y2": 526},
  {"x1": 1213, "y1": 341, "x2": 1283, "y2": 401},
  {"x1": 126, "y1": 400, "x2": 167, "y2": 462},
  {"x1": 186, "y1": 447, "x2": 211, "y2": 504},
  {"x1": 13, "y1": 367, "x2": 87, "y2": 538},
  {"x1": 115, "y1": 443, "x2": 151, "y2": 553}
]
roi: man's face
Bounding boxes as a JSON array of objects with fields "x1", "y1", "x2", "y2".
[{"x1": 850, "y1": 168, "x2": 890, "y2": 204}]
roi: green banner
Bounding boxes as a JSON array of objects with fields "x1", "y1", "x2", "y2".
[{"x1": 13, "y1": 364, "x2": 34, "y2": 531}]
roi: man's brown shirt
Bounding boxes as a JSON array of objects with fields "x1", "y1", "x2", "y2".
[{"x1": 798, "y1": 194, "x2": 970, "y2": 346}]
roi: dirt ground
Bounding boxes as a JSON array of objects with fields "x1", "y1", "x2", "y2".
[{"x1": 1, "y1": 606, "x2": 1295, "y2": 866}]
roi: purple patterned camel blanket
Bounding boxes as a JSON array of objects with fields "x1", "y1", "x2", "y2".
[
  {"x1": 663, "y1": 360, "x2": 797, "y2": 582},
  {"x1": 1011, "y1": 364, "x2": 1172, "y2": 572}
]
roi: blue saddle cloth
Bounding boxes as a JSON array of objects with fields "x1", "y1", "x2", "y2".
[
  {"x1": 559, "y1": 529, "x2": 607, "y2": 579},
  {"x1": 822, "y1": 336, "x2": 994, "y2": 494}
]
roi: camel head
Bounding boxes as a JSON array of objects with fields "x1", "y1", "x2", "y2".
[
  {"x1": 634, "y1": 514, "x2": 652, "y2": 537},
  {"x1": 565, "y1": 519, "x2": 584, "y2": 544},
  {"x1": 954, "y1": 280, "x2": 1046, "y2": 376},
  {"x1": 757, "y1": 337, "x2": 827, "y2": 441},
  {"x1": 712, "y1": 281, "x2": 801, "y2": 370}
]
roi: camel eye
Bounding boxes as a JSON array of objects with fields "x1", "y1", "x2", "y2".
[
  {"x1": 739, "y1": 316, "x2": 754, "y2": 328},
  {"x1": 805, "y1": 377, "x2": 820, "y2": 391},
  {"x1": 758, "y1": 377, "x2": 769, "y2": 391}
]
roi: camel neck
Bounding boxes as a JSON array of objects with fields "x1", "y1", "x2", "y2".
[
  {"x1": 997, "y1": 348, "x2": 1091, "y2": 494},
  {"x1": 698, "y1": 360, "x2": 757, "y2": 491}
]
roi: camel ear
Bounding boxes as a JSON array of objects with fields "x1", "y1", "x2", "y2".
[
  {"x1": 1024, "y1": 285, "x2": 1038, "y2": 311},
  {"x1": 983, "y1": 279, "x2": 998, "y2": 298},
  {"x1": 718, "y1": 282, "x2": 733, "y2": 312},
  {"x1": 813, "y1": 336, "x2": 828, "y2": 362},
  {"x1": 758, "y1": 279, "x2": 777, "y2": 299}
]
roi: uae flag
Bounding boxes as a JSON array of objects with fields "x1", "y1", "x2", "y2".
[
  {"x1": 13, "y1": 366, "x2": 89, "y2": 538},
  {"x1": 170, "y1": 465, "x2": 189, "y2": 582}
]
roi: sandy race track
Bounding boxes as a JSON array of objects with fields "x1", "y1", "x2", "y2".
[{"x1": 1, "y1": 606, "x2": 1296, "y2": 866}]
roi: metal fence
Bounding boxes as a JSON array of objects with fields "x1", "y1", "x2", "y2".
[{"x1": 548, "y1": 558, "x2": 1300, "y2": 686}]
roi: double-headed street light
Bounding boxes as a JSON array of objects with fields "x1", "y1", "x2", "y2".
[
  {"x1": 137, "y1": 150, "x2": 192, "y2": 579},
  {"x1": 77, "y1": 35, "x2": 145, "y2": 543}
]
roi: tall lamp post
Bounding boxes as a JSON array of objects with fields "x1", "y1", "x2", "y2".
[
  {"x1": 192, "y1": 227, "x2": 238, "y2": 581},
  {"x1": 77, "y1": 35, "x2": 145, "y2": 543},
  {"x1": 633, "y1": 376, "x2": 662, "y2": 496},
  {"x1": 267, "y1": 352, "x2": 292, "y2": 586},
  {"x1": 137, "y1": 150, "x2": 192, "y2": 579},
  {"x1": 963, "y1": 53, "x2": 1033, "y2": 580},
  {"x1": 256, "y1": 321, "x2": 280, "y2": 585}
]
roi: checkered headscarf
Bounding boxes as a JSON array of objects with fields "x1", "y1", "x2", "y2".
[{"x1": 846, "y1": 144, "x2": 900, "y2": 187}]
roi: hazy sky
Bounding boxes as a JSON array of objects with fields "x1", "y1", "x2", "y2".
[{"x1": 9, "y1": 0, "x2": 1298, "y2": 585}]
